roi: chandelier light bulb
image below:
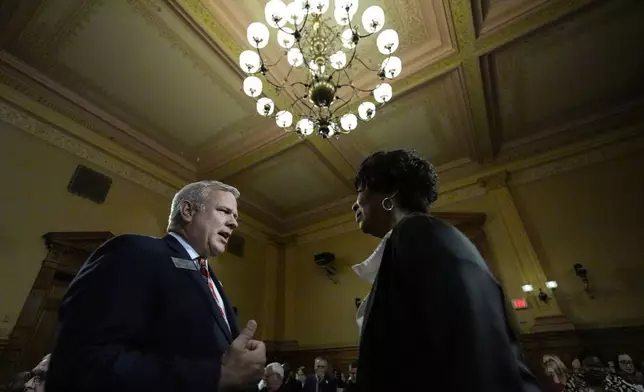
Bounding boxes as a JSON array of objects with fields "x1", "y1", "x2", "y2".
[
  {"x1": 286, "y1": 1, "x2": 306, "y2": 24},
  {"x1": 373, "y1": 83, "x2": 392, "y2": 103},
  {"x1": 330, "y1": 50, "x2": 347, "y2": 70},
  {"x1": 256, "y1": 97, "x2": 275, "y2": 116},
  {"x1": 335, "y1": 0, "x2": 358, "y2": 13},
  {"x1": 377, "y1": 29, "x2": 399, "y2": 54},
  {"x1": 296, "y1": 118, "x2": 315, "y2": 135},
  {"x1": 341, "y1": 28, "x2": 357, "y2": 49},
  {"x1": 362, "y1": 6, "x2": 385, "y2": 34},
  {"x1": 276, "y1": 110, "x2": 294, "y2": 128},
  {"x1": 287, "y1": 47, "x2": 304, "y2": 67},
  {"x1": 300, "y1": 0, "x2": 313, "y2": 14},
  {"x1": 358, "y1": 101, "x2": 376, "y2": 120},
  {"x1": 265, "y1": 0, "x2": 288, "y2": 28},
  {"x1": 243, "y1": 76, "x2": 263, "y2": 97},
  {"x1": 381, "y1": 56, "x2": 402, "y2": 79},
  {"x1": 239, "y1": 50, "x2": 261, "y2": 73},
  {"x1": 277, "y1": 27, "x2": 296, "y2": 48},
  {"x1": 334, "y1": 6, "x2": 356, "y2": 26},
  {"x1": 247, "y1": 22, "x2": 270, "y2": 49},
  {"x1": 340, "y1": 113, "x2": 358, "y2": 131},
  {"x1": 311, "y1": 0, "x2": 330, "y2": 15}
]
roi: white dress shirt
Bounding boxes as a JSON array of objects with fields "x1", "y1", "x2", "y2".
[
  {"x1": 352, "y1": 230, "x2": 392, "y2": 333},
  {"x1": 168, "y1": 232, "x2": 229, "y2": 328}
]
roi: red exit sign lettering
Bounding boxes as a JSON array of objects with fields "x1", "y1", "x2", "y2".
[{"x1": 512, "y1": 298, "x2": 529, "y2": 310}]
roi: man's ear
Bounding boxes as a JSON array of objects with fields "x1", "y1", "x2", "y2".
[{"x1": 179, "y1": 200, "x2": 195, "y2": 223}]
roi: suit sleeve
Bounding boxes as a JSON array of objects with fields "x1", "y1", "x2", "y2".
[{"x1": 48, "y1": 237, "x2": 221, "y2": 392}]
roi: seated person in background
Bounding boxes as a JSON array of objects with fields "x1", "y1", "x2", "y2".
[
  {"x1": 24, "y1": 353, "x2": 51, "y2": 392},
  {"x1": 7, "y1": 371, "x2": 32, "y2": 392},
  {"x1": 260, "y1": 362, "x2": 285, "y2": 392},
  {"x1": 618, "y1": 354, "x2": 644, "y2": 386},
  {"x1": 345, "y1": 361, "x2": 358, "y2": 392},
  {"x1": 565, "y1": 355, "x2": 641, "y2": 392},
  {"x1": 304, "y1": 358, "x2": 336, "y2": 392},
  {"x1": 295, "y1": 366, "x2": 307, "y2": 390}
]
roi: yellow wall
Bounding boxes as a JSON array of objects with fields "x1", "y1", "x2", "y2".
[
  {"x1": 0, "y1": 121, "x2": 270, "y2": 340},
  {"x1": 0, "y1": 122, "x2": 169, "y2": 337},
  {"x1": 283, "y1": 232, "x2": 379, "y2": 347},
  {"x1": 512, "y1": 152, "x2": 644, "y2": 328},
  {"x1": 281, "y1": 151, "x2": 644, "y2": 347},
  {"x1": 211, "y1": 240, "x2": 276, "y2": 339}
]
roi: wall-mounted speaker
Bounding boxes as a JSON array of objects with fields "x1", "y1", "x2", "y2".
[{"x1": 67, "y1": 165, "x2": 112, "y2": 204}]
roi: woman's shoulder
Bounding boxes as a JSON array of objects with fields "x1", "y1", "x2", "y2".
[{"x1": 393, "y1": 212, "x2": 444, "y2": 234}]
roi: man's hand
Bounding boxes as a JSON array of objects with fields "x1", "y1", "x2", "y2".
[{"x1": 219, "y1": 320, "x2": 266, "y2": 390}]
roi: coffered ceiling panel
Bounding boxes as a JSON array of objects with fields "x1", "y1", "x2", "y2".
[
  {"x1": 330, "y1": 68, "x2": 474, "y2": 169},
  {"x1": 486, "y1": 0, "x2": 644, "y2": 150},
  {"x1": 223, "y1": 142, "x2": 354, "y2": 220},
  {"x1": 11, "y1": 0, "x2": 253, "y2": 149}
]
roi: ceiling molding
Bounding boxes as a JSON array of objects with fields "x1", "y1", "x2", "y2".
[
  {"x1": 474, "y1": 0, "x2": 599, "y2": 56},
  {"x1": 0, "y1": 81, "x2": 187, "y2": 188},
  {"x1": 0, "y1": 51, "x2": 197, "y2": 177},
  {"x1": 0, "y1": 97, "x2": 178, "y2": 197}
]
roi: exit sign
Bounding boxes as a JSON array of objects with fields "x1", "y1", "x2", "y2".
[{"x1": 512, "y1": 298, "x2": 529, "y2": 310}]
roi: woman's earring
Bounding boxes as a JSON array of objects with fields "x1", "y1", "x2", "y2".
[{"x1": 381, "y1": 197, "x2": 394, "y2": 211}]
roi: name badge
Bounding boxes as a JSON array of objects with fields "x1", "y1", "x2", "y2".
[{"x1": 171, "y1": 257, "x2": 197, "y2": 271}]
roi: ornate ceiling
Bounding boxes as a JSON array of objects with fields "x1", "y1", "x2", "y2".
[{"x1": 0, "y1": 0, "x2": 642, "y2": 235}]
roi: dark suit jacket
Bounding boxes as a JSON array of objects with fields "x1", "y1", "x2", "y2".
[
  {"x1": 303, "y1": 375, "x2": 336, "y2": 392},
  {"x1": 357, "y1": 213, "x2": 542, "y2": 392},
  {"x1": 47, "y1": 234, "x2": 239, "y2": 392}
]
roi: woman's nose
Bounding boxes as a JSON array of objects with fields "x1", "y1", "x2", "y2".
[{"x1": 352, "y1": 201, "x2": 359, "y2": 212}]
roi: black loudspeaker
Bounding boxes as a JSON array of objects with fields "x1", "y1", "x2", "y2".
[
  {"x1": 67, "y1": 165, "x2": 112, "y2": 204},
  {"x1": 314, "y1": 252, "x2": 335, "y2": 266}
]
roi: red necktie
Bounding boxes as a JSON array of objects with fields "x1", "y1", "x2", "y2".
[{"x1": 197, "y1": 258, "x2": 226, "y2": 317}]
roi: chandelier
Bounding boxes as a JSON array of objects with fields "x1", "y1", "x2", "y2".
[{"x1": 238, "y1": 0, "x2": 401, "y2": 138}]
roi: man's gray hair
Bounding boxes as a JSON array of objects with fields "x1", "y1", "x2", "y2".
[
  {"x1": 266, "y1": 362, "x2": 284, "y2": 378},
  {"x1": 167, "y1": 180, "x2": 240, "y2": 229}
]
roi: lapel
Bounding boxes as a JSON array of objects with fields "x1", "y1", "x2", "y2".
[{"x1": 163, "y1": 235, "x2": 233, "y2": 343}]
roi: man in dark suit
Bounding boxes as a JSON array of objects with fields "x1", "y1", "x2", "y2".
[
  {"x1": 47, "y1": 181, "x2": 265, "y2": 392},
  {"x1": 303, "y1": 358, "x2": 336, "y2": 392}
]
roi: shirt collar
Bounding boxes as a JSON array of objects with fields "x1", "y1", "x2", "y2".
[
  {"x1": 168, "y1": 232, "x2": 200, "y2": 260},
  {"x1": 352, "y1": 230, "x2": 392, "y2": 284}
]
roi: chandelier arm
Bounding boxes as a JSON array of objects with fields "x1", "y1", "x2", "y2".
[
  {"x1": 354, "y1": 55, "x2": 381, "y2": 73},
  {"x1": 330, "y1": 88, "x2": 358, "y2": 116},
  {"x1": 295, "y1": 6, "x2": 311, "y2": 35},
  {"x1": 295, "y1": 38, "x2": 315, "y2": 73}
]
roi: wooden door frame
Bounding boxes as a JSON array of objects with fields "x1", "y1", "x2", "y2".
[{"x1": 0, "y1": 231, "x2": 112, "y2": 388}]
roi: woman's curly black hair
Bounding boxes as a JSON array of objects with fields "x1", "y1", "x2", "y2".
[{"x1": 354, "y1": 149, "x2": 439, "y2": 212}]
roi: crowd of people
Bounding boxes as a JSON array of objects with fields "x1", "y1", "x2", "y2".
[
  {"x1": 543, "y1": 353, "x2": 644, "y2": 392},
  {"x1": 257, "y1": 358, "x2": 358, "y2": 392}
]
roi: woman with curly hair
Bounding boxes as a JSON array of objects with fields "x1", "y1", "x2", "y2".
[{"x1": 351, "y1": 149, "x2": 541, "y2": 392}]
